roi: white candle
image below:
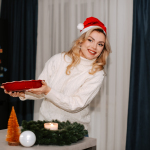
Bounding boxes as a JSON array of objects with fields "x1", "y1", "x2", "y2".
[{"x1": 44, "y1": 123, "x2": 58, "y2": 130}]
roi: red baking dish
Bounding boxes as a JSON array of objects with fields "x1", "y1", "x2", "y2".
[{"x1": 2, "y1": 80, "x2": 42, "y2": 91}]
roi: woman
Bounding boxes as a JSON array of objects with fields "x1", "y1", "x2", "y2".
[{"x1": 2, "y1": 17, "x2": 111, "y2": 131}]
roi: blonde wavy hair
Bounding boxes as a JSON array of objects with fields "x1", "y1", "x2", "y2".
[{"x1": 64, "y1": 27, "x2": 111, "y2": 75}]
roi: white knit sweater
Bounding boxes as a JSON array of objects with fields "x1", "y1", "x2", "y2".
[{"x1": 20, "y1": 53, "x2": 104, "y2": 130}]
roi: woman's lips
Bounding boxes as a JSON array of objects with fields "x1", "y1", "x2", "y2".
[{"x1": 88, "y1": 49, "x2": 96, "y2": 55}]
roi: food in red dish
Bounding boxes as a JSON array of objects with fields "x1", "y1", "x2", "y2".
[{"x1": 2, "y1": 80, "x2": 42, "y2": 91}]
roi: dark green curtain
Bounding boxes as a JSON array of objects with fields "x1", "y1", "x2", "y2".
[
  {"x1": 126, "y1": 0, "x2": 150, "y2": 150},
  {"x1": 1, "y1": 0, "x2": 38, "y2": 125}
]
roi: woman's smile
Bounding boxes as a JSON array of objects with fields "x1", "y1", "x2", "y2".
[{"x1": 88, "y1": 49, "x2": 97, "y2": 55}]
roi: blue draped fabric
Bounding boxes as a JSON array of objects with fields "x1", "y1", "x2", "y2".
[
  {"x1": 1, "y1": 0, "x2": 38, "y2": 126},
  {"x1": 126, "y1": 0, "x2": 150, "y2": 149}
]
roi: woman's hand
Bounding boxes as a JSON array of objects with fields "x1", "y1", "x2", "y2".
[
  {"x1": 27, "y1": 80, "x2": 51, "y2": 95},
  {"x1": 1, "y1": 86, "x2": 25, "y2": 98}
]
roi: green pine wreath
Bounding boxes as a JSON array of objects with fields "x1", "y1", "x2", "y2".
[{"x1": 21, "y1": 120, "x2": 88, "y2": 146}]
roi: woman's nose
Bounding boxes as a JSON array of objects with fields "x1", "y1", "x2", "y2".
[{"x1": 92, "y1": 42, "x2": 97, "y2": 49}]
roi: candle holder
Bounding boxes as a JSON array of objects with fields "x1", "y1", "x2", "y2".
[{"x1": 44, "y1": 122, "x2": 58, "y2": 130}]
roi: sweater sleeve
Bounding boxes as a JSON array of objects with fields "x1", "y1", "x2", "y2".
[
  {"x1": 44, "y1": 70, "x2": 104, "y2": 113},
  {"x1": 19, "y1": 53, "x2": 62, "y2": 101},
  {"x1": 38, "y1": 53, "x2": 62, "y2": 81}
]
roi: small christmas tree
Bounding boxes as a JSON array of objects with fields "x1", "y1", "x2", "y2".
[{"x1": 6, "y1": 106, "x2": 20, "y2": 146}]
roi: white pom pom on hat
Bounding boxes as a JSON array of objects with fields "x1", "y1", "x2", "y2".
[{"x1": 77, "y1": 23, "x2": 84, "y2": 30}]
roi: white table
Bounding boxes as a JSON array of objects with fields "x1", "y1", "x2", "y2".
[{"x1": 0, "y1": 129, "x2": 96, "y2": 150}]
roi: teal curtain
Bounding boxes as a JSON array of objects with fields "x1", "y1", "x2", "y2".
[
  {"x1": 126, "y1": 0, "x2": 150, "y2": 149},
  {"x1": 1, "y1": 0, "x2": 38, "y2": 126}
]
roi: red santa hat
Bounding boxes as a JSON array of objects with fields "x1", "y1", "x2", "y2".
[{"x1": 77, "y1": 17, "x2": 107, "y2": 35}]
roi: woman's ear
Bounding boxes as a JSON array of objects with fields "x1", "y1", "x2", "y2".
[{"x1": 79, "y1": 43, "x2": 82, "y2": 48}]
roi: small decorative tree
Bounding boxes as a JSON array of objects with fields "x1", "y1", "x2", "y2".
[{"x1": 6, "y1": 106, "x2": 20, "y2": 146}]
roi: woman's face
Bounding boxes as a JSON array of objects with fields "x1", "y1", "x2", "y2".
[{"x1": 80, "y1": 31, "x2": 106, "y2": 60}]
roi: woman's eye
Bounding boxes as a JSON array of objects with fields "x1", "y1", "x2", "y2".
[
  {"x1": 88, "y1": 39, "x2": 92, "y2": 42},
  {"x1": 98, "y1": 43, "x2": 104, "y2": 46}
]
